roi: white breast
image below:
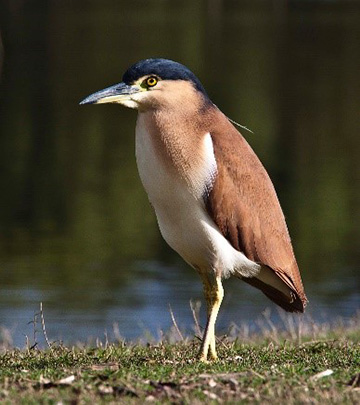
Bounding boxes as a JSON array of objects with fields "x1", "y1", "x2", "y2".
[{"x1": 135, "y1": 113, "x2": 260, "y2": 278}]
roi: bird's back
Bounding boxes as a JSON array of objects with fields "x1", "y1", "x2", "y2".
[{"x1": 205, "y1": 110, "x2": 307, "y2": 312}]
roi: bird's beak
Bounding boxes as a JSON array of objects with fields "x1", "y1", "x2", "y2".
[{"x1": 79, "y1": 82, "x2": 141, "y2": 105}]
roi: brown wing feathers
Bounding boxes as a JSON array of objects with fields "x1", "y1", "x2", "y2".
[{"x1": 205, "y1": 111, "x2": 307, "y2": 312}]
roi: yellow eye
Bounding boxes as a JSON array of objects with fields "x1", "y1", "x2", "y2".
[{"x1": 146, "y1": 76, "x2": 158, "y2": 87}]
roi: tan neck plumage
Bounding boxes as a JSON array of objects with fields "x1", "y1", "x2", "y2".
[{"x1": 140, "y1": 97, "x2": 215, "y2": 189}]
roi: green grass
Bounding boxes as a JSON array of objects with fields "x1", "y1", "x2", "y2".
[{"x1": 0, "y1": 315, "x2": 359, "y2": 404}]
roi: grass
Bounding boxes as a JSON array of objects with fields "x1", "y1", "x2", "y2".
[{"x1": 0, "y1": 311, "x2": 359, "y2": 404}]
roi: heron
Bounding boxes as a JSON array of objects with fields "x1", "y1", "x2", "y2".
[{"x1": 80, "y1": 58, "x2": 307, "y2": 362}]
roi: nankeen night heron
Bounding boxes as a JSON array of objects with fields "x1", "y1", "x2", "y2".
[{"x1": 80, "y1": 58, "x2": 307, "y2": 362}]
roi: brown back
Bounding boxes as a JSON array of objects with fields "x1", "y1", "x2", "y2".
[{"x1": 205, "y1": 110, "x2": 307, "y2": 312}]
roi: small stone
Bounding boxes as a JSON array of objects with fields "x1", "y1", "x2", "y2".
[
  {"x1": 311, "y1": 369, "x2": 333, "y2": 381},
  {"x1": 98, "y1": 384, "x2": 114, "y2": 395},
  {"x1": 57, "y1": 375, "x2": 75, "y2": 385}
]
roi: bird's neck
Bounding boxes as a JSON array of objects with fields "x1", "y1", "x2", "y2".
[{"x1": 137, "y1": 103, "x2": 218, "y2": 189}]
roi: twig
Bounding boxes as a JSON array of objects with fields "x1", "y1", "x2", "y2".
[
  {"x1": 299, "y1": 339, "x2": 336, "y2": 347},
  {"x1": 104, "y1": 330, "x2": 109, "y2": 349},
  {"x1": 262, "y1": 308, "x2": 279, "y2": 343},
  {"x1": 249, "y1": 369, "x2": 266, "y2": 380},
  {"x1": 28, "y1": 311, "x2": 38, "y2": 348},
  {"x1": 25, "y1": 334, "x2": 30, "y2": 352},
  {"x1": 168, "y1": 304, "x2": 184, "y2": 341},
  {"x1": 40, "y1": 302, "x2": 53, "y2": 353},
  {"x1": 190, "y1": 300, "x2": 202, "y2": 338},
  {"x1": 297, "y1": 316, "x2": 303, "y2": 345},
  {"x1": 215, "y1": 334, "x2": 228, "y2": 348},
  {"x1": 112, "y1": 322, "x2": 124, "y2": 344}
]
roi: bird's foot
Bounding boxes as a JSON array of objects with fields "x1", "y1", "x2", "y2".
[{"x1": 198, "y1": 350, "x2": 218, "y2": 363}]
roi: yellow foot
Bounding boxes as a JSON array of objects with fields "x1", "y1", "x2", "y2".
[
  {"x1": 210, "y1": 353, "x2": 218, "y2": 361},
  {"x1": 199, "y1": 356, "x2": 209, "y2": 363},
  {"x1": 198, "y1": 352, "x2": 218, "y2": 363}
]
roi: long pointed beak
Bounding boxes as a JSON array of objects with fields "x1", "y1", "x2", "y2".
[{"x1": 79, "y1": 82, "x2": 140, "y2": 105}]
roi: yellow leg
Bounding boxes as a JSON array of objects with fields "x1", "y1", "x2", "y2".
[{"x1": 199, "y1": 274, "x2": 224, "y2": 362}]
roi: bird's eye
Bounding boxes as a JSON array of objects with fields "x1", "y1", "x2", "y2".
[{"x1": 146, "y1": 76, "x2": 158, "y2": 87}]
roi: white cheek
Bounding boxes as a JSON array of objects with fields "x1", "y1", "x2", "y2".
[
  {"x1": 119, "y1": 99, "x2": 139, "y2": 109},
  {"x1": 131, "y1": 91, "x2": 148, "y2": 101}
]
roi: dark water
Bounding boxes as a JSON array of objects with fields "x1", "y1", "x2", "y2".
[{"x1": 0, "y1": 1, "x2": 359, "y2": 347}]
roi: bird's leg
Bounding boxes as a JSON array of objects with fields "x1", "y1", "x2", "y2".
[{"x1": 199, "y1": 274, "x2": 224, "y2": 362}]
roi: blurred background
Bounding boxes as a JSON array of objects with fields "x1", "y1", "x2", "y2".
[{"x1": 0, "y1": 0, "x2": 359, "y2": 347}]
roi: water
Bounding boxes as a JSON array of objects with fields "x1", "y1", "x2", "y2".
[{"x1": 0, "y1": 1, "x2": 359, "y2": 348}]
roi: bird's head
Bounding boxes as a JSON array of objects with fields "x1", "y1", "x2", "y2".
[{"x1": 80, "y1": 58, "x2": 210, "y2": 111}]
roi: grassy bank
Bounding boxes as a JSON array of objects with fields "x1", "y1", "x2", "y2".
[{"x1": 0, "y1": 314, "x2": 359, "y2": 404}]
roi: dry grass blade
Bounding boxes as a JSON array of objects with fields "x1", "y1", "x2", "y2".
[
  {"x1": 57, "y1": 375, "x2": 75, "y2": 385},
  {"x1": 168, "y1": 304, "x2": 184, "y2": 341},
  {"x1": 348, "y1": 373, "x2": 360, "y2": 388},
  {"x1": 310, "y1": 369, "x2": 334, "y2": 381},
  {"x1": 190, "y1": 300, "x2": 202, "y2": 338},
  {"x1": 40, "y1": 302, "x2": 53, "y2": 353}
]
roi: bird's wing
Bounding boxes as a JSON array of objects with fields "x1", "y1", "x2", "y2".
[{"x1": 205, "y1": 118, "x2": 307, "y2": 312}]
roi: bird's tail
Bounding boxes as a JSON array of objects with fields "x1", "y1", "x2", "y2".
[{"x1": 239, "y1": 265, "x2": 307, "y2": 313}]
